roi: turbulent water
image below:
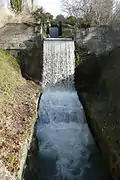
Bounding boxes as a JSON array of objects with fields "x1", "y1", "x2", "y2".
[{"x1": 36, "y1": 38, "x2": 108, "y2": 180}]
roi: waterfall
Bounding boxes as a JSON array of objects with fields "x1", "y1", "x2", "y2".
[
  {"x1": 42, "y1": 38, "x2": 75, "y2": 91},
  {"x1": 36, "y1": 38, "x2": 108, "y2": 180}
]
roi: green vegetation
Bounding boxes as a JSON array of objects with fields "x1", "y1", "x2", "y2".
[
  {"x1": 10, "y1": 0, "x2": 22, "y2": 12},
  {"x1": 0, "y1": 49, "x2": 40, "y2": 177},
  {"x1": 10, "y1": 0, "x2": 35, "y2": 12},
  {"x1": 66, "y1": 16, "x2": 77, "y2": 26},
  {"x1": 32, "y1": 7, "x2": 53, "y2": 23},
  {"x1": 0, "y1": 49, "x2": 23, "y2": 103},
  {"x1": 75, "y1": 51, "x2": 80, "y2": 67},
  {"x1": 55, "y1": 14, "x2": 66, "y2": 24}
]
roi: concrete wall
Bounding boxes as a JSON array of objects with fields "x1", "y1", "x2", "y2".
[
  {"x1": 76, "y1": 26, "x2": 120, "y2": 55},
  {"x1": 0, "y1": 23, "x2": 43, "y2": 81},
  {"x1": 75, "y1": 26, "x2": 120, "y2": 179},
  {"x1": 0, "y1": 23, "x2": 41, "y2": 50}
]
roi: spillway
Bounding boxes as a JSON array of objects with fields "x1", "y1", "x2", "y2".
[{"x1": 36, "y1": 38, "x2": 108, "y2": 180}]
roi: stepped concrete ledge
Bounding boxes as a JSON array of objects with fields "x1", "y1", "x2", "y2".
[{"x1": 44, "y1": 38, "x2": 73, "y2": 41}]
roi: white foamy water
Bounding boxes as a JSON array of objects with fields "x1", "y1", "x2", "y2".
[
  {"x1": 36, "y1": 38, "x2": 108, "y2": 180},
  {"x1": 42, "y1": 38, "x2": 75, "y2": 91},
  {"x1": 36, "y1": 90, "x2": 107, "y2": 180}
]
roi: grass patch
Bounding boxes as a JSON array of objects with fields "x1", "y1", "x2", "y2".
[
  {"x1": 0, "y1": 49, "x2": 25, "y2": 109},
  {"x1": 0, "y1": 49, "x2": 40, "y2": 178}
]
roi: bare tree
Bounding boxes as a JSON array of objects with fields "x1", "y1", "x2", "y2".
[
  {"x1": 31, "y1": 0, "x2": 34, "y2": 10},
  {"x1": 91, "y1": 0, "x2": 113, "y2": 25},
  {"x1": 110, "y1": 1, "x2": 120, "y2": 22},
  {"x1": 22, "y1": 0, "x2": 34, "y2": 11},
  {"x1": 61, "y1": 0, "x2": 120, "y2": 26},
  {"x1": 62, "y1": 0, "x2": 92, "y2": 22}
]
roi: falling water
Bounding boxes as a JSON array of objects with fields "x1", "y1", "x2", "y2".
[
  {"x1": 36, "y1": 38, "x2": 108, "y2": 180},
  {"x1": 42, "y1": 38, "x2": 75, "y2": 91}
]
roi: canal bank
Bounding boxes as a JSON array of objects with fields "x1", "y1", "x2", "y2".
[
  {"x1": 25, "y1": 38, "x2": 109, "y2": 180},
  {"x1": 75, "y1": 26, "x2": 120, "y2": 178}
]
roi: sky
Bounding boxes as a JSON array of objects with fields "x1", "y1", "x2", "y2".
[
  {"x1": 35, "y1": 0, "x2": 62, "y2": 17},
  {"x1": 0, "y1": 0, "x2": 62, "y2": 17}
]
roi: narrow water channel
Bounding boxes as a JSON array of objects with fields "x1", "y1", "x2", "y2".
[
  {"x1": 36, "y1": 89, "x2": 108, "y2": 180},
  {"x1": 35, "y1": 38, "x2": 108, "y2": 180}
]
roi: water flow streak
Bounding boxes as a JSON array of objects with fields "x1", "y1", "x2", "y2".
[
  {"x1": 36, "y1": 38, "x2": 108, "y2": 180},
  {"x1": 42, "y1": 38, "x2": 75, "y2": 91}
]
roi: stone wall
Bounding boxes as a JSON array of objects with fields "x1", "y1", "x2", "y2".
[
  {"x1": 20, "y1": 35, "x2": 43, "y2": 82},
  {"x1": 0, "y1": 23, "x2": 41, "y2": 50},
  {"x1": 76, "y1": 26, "x2": 120, "y2": 55},
  {"x1": 75, "y1": 26, "x2": 120, "y2": 179},
  {"x1": 0, "y1": 23, "x2": 43, "y2": 82}
]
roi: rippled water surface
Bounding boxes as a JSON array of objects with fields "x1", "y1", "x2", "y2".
[
  {"x1": 36, "y1": 38, "x2": 108, "y2": 180},
  {"x1": 36, "y1": 90, "x2": 108, "y2": 180}
]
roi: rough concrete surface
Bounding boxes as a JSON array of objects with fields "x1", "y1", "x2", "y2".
[{"x1": 75, "y1": 26, "x2": 120, "y2": 179}]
